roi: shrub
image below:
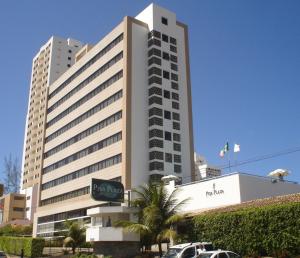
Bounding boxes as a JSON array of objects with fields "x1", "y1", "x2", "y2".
[
  {"x1": 191, "y1": 202, "x2": 300, "y2": 257},
  {"x1": 0, "y1": 236, "x2": 45, "y2": 257}
]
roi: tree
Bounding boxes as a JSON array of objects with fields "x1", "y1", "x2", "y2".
[
  {"x1": 2, "y1": 154, "x2": 21, "y2": 194},
  {"x1": 114, "y1": 181, "x2": 188, "y2": 256},
  {"x1": 63, "y1": 220, "x2": 86, "y2": 254}
]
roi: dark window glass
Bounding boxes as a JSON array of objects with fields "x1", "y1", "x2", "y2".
[
  {"x1": 162, "y1": 17, "x2": 168, "y2": 25},
  {"x1": 149, "y1": 139, "x2": 164, "y2": 148},
  {"x1": 149, "y1": 161, "x2": 164, "y2": 171},
  {"x1": 148, "y1": 30, "x2": 161, "y2": 39},
  {"x1": 149, "y1": 96, "x2": 162, "y2": 105},
  {"x1": 164, "y1": 90, "x2": 170, "y2": 99},
  {"x1": 171, "y1": 73, "x2": 178, "y2": 81},
  {"x1": 165, "y1": 131, "x2": 172, "y2": 141},
  {"x1": 171, "y1": 55, "x2": 177, "y2": 63},
  {"x1": 148, "y1": 56, "x2": 162, "y2": 66},
  {"x1": 172, "y1": 92, "x2": 179, "y2": 100},
  {"x1": 218, "y1": 253, "x2": 229, "y2": 258},
  {"x1": 170, "y1": 37, "x2": 177, "y2": 45},
  {"x1": 68, "y1": 49, "x2": 72, "y2": 53},
  {"x1": 170, "y1": 45, "x2": 177, "y2": 53},
  {"x1": 164, "y1": 110, "x2": 171, "y2": 119},
  {"x1": 171, "y1": 63, "x2": 178, "y2": 71},
  {"x1": 149, "y1": 107, "x2": 163, "y2": 117},
  {"x1": 148, "y1": 67, "x2": 162, "y2": 76},
  {"x1": 173, "y1": 133, "x2": 181, "y2": 142},
  {"x1": 148, "y1": 48, "x2": 161, "y2": 58},
  {"x1": 148, "y1": 76, "x2": 162, "y2": 85},
  {"x1": 171, "y1": 82, "x2": 179, "y2": 90},
  {"x1": 163, "y1": 52, "x2": 170, "y2": 61},
  {"x1": 172, "y1": 112, "x2": 180, "y2": 121},
  {"x1": 172, "y1": 101, "x2": 179, "y2": 110},
  {"x1": 163, "y1": 71, "x2": 170, "y2": 79},
  {"x1": 149, "y1": 87, "x2": 162, "y2": 97},
  {"x1": 68, "y1": 56, "x2": 71, "y2": 60},
  {"x1": 162, "y1": 34, "x2": 169, "y2": 42},
  {"x1": 149, "y1": 117, "x2": 163, "y2": 126},
  {"x1": 150, "y1": 151, "x2": 164, "y2": 160},
  {"x1": 148, "y1": 38, "x2": 161, "y2": 47},
  {"x1": 173, "y1": 122, "x2": 180, "y2": 130},
  {"x1": 149, "y1": 129, "x2": 163, "y2": 138},
  {"x1": 165, "y1": 153, "x2": 172, "y2": 163},
  {"x1": 174, "y1": 154, "x2": 181, "y2": 163},
  {"x1": 174, "y1": 164, "x2": 182, "y2": 173},
  {"x1": 174, "y1": 143, "x2": 181, "y2": 151}
]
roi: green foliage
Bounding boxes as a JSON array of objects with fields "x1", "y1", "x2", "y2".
[
  {"x1": 71, "y1": 253, "x2": 97, "y2": 258},
  {"x1": 192, "y1": 202, "x2": 300, "y2": 257},
  {"x1": 114, "y1": 182, "x2": 188, "y2": 255},
  {"x1": 0, "y1": 236, "x2": 45, "y2": 257},
  {"x1": 0, "y1": 224, "x2": 33, "y2": 236},
  {"x1": 64, "y1": 220, "x2": 86, "y2": 254}
]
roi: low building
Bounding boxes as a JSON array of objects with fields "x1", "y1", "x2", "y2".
[
  {"x1": 165, "y1": 172, "x2": 300, "y2": 214},
  {"x1": 0, "y1": 193, "x2": 26, "y2": 224}
]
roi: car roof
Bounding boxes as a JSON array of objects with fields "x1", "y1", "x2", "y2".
[
  {"x1": 201, "y1": 250, "x2": 234, "y2": 254},
  {"x1": 170, "y1": 243, "x2": 194, "y2": 249}
]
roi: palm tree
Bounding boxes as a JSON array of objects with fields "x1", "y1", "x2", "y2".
[
  {"x1": 63, "y1": 220, "x2": 86, "y2": 254},
  {"x1": 114, "y1": 181, "x2": 188, "y2": 255}
]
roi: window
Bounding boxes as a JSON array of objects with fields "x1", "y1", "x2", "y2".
[
  {"x1": 182, "y1": 247, "x2": 195, "y2": 258},
  {"x1": 148, "y1": 76, "x2": 162, "y2": 85},
  {"x1": 162, "y1": 34, "x2": 169, "y2": 42},
  {"x1": 149, "y1": 87, "x2": 162, "y2": 97},
  {"x1": 149, "y1": 161, "x2": 164, "y2": 171},
  {"x1": 148, "y1": 67, "x2": 162, "y2": 77},
  {"x1": 172, "y1": 101, "x2": 179, "y2": 109},
  {"x1": 171, "y1": 82, "x2": 179, "y2": 90},
  {"x1": 163, "y1": 52, "x2": 170, "y2": 61},
  {"x1": 163, "y1": 71, "x2": 170, "y2": 79},
  {"x1": 150, "y1": 151, "x2": 164, "y2": 160},
  {"x1": 171, "y1": 73, "x2": 178, "y2": 81},
  {"x1": 149, "y1": 117, "x2": 163, "y2": 126},
  {"x1": 13, "y1": 207, "x2": 24, "y2": 212},
  {"x1": 149, "y1": 96, "x2": 162, "y2": 105},
  {"x1": 172, "y1": 112, "x2": 180, "y2": 121},
  {"x1": 174, "y1": 154, "x2": 181, "y2": 163},
  {"x1": 174, "y1": 143, "x2": 181, "y2": 151},
  {"x1": 173, "y1": 122, "x2": 180, "y2": 130},
  {"x1": 14, "y1": 196, "x2": 25, "y2": 200},
  {"x1": 164, "y1": 110, "x2": 171, "y2": 119},
  {"x1": 149, "y1": 129, "x2": 163, "y2": 138},
  {"x1": 68, "y1": 56, "x2": 71, "y2": 60},
  {"x1": 171, "y1": 55, "x2": 177, "y2": 63},
  {"x1": 170, "y1": 37, "x2": 177, "y2": 45},
  {"x1": 68, "y1": 49, "x2": 72, "y2": 53},
  {"x1": 148, "y1": 38, "x2": 161, "y2": 47},
  {"x1": 26, "y1": 196, "x2": 31, "y2": 200},
  {"x1": 67, "y1": 64, "x2": 71, "y2": 67},
  {"x1": 171, "y1": 63, "x2": 178, "y2": 71},
  {"x1": 149, "y1": 139, "x2": 164, "y2": 148},
  {"x1": 148, "y1": 48, "x2": 161, "y2": 58},
  {"x1": 149, "y1": 107, "x2": 163, "y2": 117},
  {"x1": 161, "y1": 17, "x2": 168, "y2": 25},
  {"x1": 165, "y1": 131, "x2": 172, "y2": 141},
  {"x1": 218, "y1": 253, "x2": 229, "y2": 258},
  {"x1": 148, "y1": 56, "x2": 161, "y2": 66},
  {"x1": 148, "y1": 30, "x2": 161, "y2": 39},
  {"x1": 170, "y1": 45, "x2": 177, "y2": 53},
  {"x1": 174, "y1": 164, "x2": 182, "y2": 173},
  {"x1": 172, "y1": 92, "x2": 179, "y2": 100},
  {"x1": 164, "y1": 90, "x2": 170, "y2": 99},
  {"x1": 165, "y1": 153, "x2": 172, "y2": 163}
]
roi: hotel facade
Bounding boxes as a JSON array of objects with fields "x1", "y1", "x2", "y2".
[{"x1": 21, "y1": 4, "x2": 195, "y2": 237}]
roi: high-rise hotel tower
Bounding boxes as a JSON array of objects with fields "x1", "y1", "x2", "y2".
[{"x1": 23, "y1": 4, "x2": 194, "y2": 237}]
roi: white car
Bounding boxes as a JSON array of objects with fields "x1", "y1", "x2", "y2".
[
  {"x1": 198, "y1": 250, "x2": 241, "y2": 258},
  {"x1": 162, "y1": 242, "x2": 214, "y2": 258}
]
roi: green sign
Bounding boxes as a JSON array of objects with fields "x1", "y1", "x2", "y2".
[{"x1": 91, "y1": 178, "x2": 124, "y2": 202}]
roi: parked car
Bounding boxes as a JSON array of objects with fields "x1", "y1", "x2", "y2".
[
  {"x1": 0, "y1": 251, "x2": 7, "y2": 258},
  {"x1": 197, "y1": 250, "x2": 241, "y2": 258},
  {"x1": 162, "y1": 242, "x2": 214, "y2": 258}
]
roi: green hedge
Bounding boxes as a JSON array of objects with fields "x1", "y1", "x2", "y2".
[
  {"x1": 0, "y1": 236, "x2": 45, "y2": 257},
  {"x1": 192, "y1": 202, "x2": 300, "y2": 257}
]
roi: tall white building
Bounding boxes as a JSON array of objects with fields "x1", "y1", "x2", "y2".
[
  {"x1": 21, "y1": 36, "x2": 84, "y2": 221},
  {"x1": 28, "y1": 4, "x2": 194, "y2": 237}
]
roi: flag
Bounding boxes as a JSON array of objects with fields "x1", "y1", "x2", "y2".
[
  {"x1": 219, "y1": 142, "x2": 229, "y2": 158},
  {"x1": 234, "y1": 144, "x2": 240, "y2": 153}
]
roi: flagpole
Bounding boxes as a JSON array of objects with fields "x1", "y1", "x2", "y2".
[{"x1": 227, "y1": 150, "x2": 231, "y2": 173}]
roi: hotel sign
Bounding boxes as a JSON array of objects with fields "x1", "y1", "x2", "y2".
[
  {"x1": 206, "y1": 183, "x2": 224, "y2": 197},
  {"x1": 91, "y1": 178, "x2": 124, "y2": 202}
]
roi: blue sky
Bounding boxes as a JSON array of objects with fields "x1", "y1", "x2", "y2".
[{"x1": 0, "y1": 0, "x2": 299, "y2": 183}]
